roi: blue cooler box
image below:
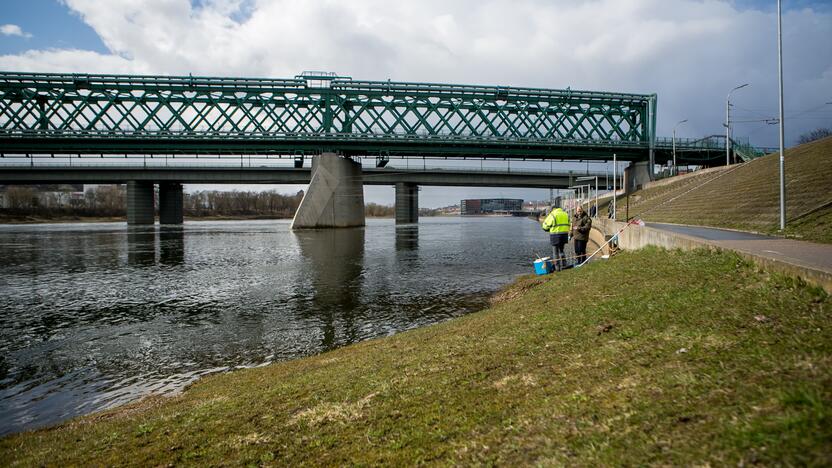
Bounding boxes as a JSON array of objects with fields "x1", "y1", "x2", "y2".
[{"x1": 533, "y1": 257, "x2": 554, "y2": 275}]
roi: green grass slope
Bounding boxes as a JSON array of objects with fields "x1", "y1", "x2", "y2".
[
  {"x1": 784, "y1": 203, "x2": 832, "y2": 245},
  {"x1": 606, "y1": 136, "x2": 832, "y2": 242},
  {"x1": 2, "y1": 248, "x2": 830, "y2": 466}
]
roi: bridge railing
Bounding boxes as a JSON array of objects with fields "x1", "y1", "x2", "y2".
[
  {"x1": 0, "y1": 128, "x2": 654, "y2": 146},
  {"x1": 655, "y1": 135, "x2": 773, "y2": 161},
  {"x1": 0, "y1": 71, "x2": 655, "y2": 156},
  {"x1": 0, "y1": 154, "x2": 607, "y2": 176}
]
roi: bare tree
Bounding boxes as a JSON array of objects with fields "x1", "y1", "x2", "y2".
[
  {"x1": 4, "y1": 186, "x2": 36, "y2": 210},
  {"x1": 182, "y1": 190, "x2": 302, "y2": 218},
  {"x1": 798, "y1": 128, "x2": 832, "y2": 145},
  {"x1": 365, "y1": 203, "x2": 394, "y2": 217}
]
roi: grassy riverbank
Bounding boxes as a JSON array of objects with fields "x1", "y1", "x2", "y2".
[{"x1": 2, "y1": 247, "x2": 830, "y2": 465}]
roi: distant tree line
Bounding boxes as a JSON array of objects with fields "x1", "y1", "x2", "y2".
[
  {"x1": 1, "y1": 185, "x2": 126, "y2": 217},
  {"x1": 1, "y1": 185, "x2": 411, "y2": 220},
  {"x1": 419, "y1": 208, "x2": 441, "y2": 217},
  {"x1": 0, "y1": 186, "x2": 305, "y2": 219},
  {"x1": 364, "y1": 204, "x2": 442, "y2": 217},
  {"x1": 798, "y1": 128, "x2": 831, "y2": 145},
  {"x1": 184, "y1": 190, "x2": 304, "y2": 218},
  {"x1": 365, "y1": 203, "x2": 394, "y2": 217}
]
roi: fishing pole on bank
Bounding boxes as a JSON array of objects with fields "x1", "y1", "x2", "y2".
[{"x1": 573, "y1": 161, "x2": 750, "y2": 268}]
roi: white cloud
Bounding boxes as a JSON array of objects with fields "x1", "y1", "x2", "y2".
[
  {"x1": 0, "y1": 24, "x2": 32, "y2": 38},
  {"x1": 0, "y1": 49, "x2": 147, "y2": 74},
  {"x1": 1, "y1": 0, "x2": 830, "y2": 149}
]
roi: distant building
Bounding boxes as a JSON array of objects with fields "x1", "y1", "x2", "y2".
[{"x1": 460, "y1": 198, "x2": 523, "y2": 215}]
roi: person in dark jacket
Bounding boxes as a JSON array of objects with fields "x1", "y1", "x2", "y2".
[{"x1": 571, "y1": 205, "x2": 592, "y2": 265}]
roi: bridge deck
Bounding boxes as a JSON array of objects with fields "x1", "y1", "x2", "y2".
[
  {"x1": 0, "y1": 165, "x2": 608, "y2": 189},
  {"x1": 1, "y1": 71, "x2": 656, "y2": 161},
  {"x1": 0, "y1": 72, "x2": 770, "y2": 165}
]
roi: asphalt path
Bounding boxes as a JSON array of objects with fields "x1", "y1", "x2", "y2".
[
  {"x1": 647, "y1": 222, "x2": 832, "y2": 275},
  {"x1": 648, "y1": 223, "x2": 776, "y2": 241}
]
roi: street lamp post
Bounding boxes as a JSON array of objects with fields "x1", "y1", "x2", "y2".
[
  {"x1": 726, "y1": 83, "x2": 749, "y2": 166},
  {"x1": 612, "y1": 153, "x2": 617, "y2": 221},
  {"x1": 672, "y1": 119, "x2": 688, "y2": 175},
  {"x1": 777, "y1": 0, "x2": 785, "y2": 229}
]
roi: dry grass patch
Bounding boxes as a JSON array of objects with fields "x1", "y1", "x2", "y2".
[{"x1": 291, "y1": 392, "x2": 379, "y2": 426}]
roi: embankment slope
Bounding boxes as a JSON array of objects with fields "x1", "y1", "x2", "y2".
[
  {"x1": 2, "y1": 248, "x2": 829, "y2": 466},
  {"x1": 608, "y1": 136, "x2": 832, "y2": 242}
]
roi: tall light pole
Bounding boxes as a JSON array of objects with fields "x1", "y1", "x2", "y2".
[
  {"x1": 672, "y1": 119, "x2": 688, "y2": 175},
  {"x1": 726, "y1": 83, "x2": 749, "y2": 166},
  {"x1": 777, "y1": 0, "x2": 786, "y2": 230},
  {"x1": 612, "y1": 153, "x2": 617, "y2": 221}
]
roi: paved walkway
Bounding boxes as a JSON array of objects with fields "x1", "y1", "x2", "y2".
[{"x1": 648, "y1": 223, "x2": 832, "y2": 277}]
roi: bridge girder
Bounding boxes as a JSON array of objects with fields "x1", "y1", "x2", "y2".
[
  {"x1": 0, "y1": 166, "x2": 603, "y2": 189},
  {"x1": 0, "y1": 71, "x2": 658, "y2": 160}
]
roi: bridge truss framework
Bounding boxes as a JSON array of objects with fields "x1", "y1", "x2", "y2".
[{"x1": 0, "y1": 71, "x2": 668, "y2": 162}]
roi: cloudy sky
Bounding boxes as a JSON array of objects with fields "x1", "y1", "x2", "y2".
[{"x1": 1, "y1": 0, "x2": 830, "y2": 207}]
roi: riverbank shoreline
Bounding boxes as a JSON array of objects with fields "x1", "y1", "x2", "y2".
[
  {"x1": 0, "y1": 214, "x2": 405, "y2": 224},
  {"x1": 0, "y1": 214, "x2": 290, "y2": 224},
  {"x1": 2, "y1": 247, "x2": 829, "y2": 465}
]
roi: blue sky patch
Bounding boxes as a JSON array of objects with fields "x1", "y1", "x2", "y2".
[{"x1": 0, "y1": 0, "x2": 107, "y2": 55}]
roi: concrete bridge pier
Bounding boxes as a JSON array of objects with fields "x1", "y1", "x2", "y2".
[
  {"x1": 291, "y1": 153, "x2": 365, "y2": 229},
  {"x1": 395, "y1": 182, "x2": 419, "y2": 224},
  {"x1": 159, "y1": 182, "x2": 184, "y2": 225},
  {"x1": 127, "y1": 181, "x2": 155, "y2": 225},
  {"x1": 624, "y1": 161, "x2": 652, "y2": 194}
]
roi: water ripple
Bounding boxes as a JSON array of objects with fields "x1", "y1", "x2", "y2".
[{"x1": 0, "y1": 217, "x2": 545, "y2": 435}]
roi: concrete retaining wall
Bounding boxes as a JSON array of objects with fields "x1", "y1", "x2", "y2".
[
  {"x1": 588, "y1": 222, "x2": 611, "y2": 257},
  {"x1": 595, "y1": 218, "x2": 832, "y2": 293}
]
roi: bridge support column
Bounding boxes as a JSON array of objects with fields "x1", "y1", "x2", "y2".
[
  {"x1": 395, "y1": 182, "x2": 418, "y2": 224},
  {"x1": 127, "y1": 181, "x2": 155, "y2": 225},
  {"x1": 624, "y1": 161, "x2": 652, "y2": 194},
  {"x1": 291, "y1": 153, "x2": 365, "y2": 229},
  {"x1": 159, "y1": 182, "x2": 184, "y2": 225}
]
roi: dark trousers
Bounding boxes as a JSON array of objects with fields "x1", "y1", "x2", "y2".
[
  {"x1": 550, "y1": 233, "x2": 567, "y2": 270},
  {"x1": 574, "y1": 239, "x2": 588, "y2": 264}
]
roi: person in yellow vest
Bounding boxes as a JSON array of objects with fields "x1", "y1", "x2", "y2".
[{"x1": 541, "y1": 204, "x2": 570, "y2": 271}]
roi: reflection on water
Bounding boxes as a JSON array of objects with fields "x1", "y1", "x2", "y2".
[
  {"x1": 296, "y1": 228, "x2": 365, "y2": 350},
  {"x1": 127, "y1": 228, "x2": 156, "y2": 266},
  {"x1": 395, "y1": 225, "x2": 419, "y2": 252},
  {"x1": 159, "y1": 228, "x2": 185, "y2": 266},
  {"x1": 126, "y1": 227, "x2": 186, "y2": 266},
  {"x1": 0, "y1": 218, "x2": 544, "y2": 435}
]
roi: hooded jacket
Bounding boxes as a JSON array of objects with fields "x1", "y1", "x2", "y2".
[{"x1": 571, "y1": 210, "x2": 592, "y2": 241}]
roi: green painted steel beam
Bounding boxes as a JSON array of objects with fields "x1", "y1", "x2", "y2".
[
  {"x1": 0, "y1": 71, "x2": 761, "y2": 164},
  {"x1": 0, "y1": 71, "x2": 654, "y2": 159}
]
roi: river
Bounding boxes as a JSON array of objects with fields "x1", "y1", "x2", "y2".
[{"x1": 0, "y1": 217, "x2": 551, "y2": 435}]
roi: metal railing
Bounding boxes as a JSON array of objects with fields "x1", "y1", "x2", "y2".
[{"x1": 0, "y1": 71, "x2": 655, "y2": 158}]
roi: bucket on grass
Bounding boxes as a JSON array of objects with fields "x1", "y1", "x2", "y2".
[{"x1": 533, "y1": 257, "x2": 554, "y2": 275}]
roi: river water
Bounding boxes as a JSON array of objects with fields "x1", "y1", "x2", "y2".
[{"x1": 0, "y1": 217, "x2": 551, "y2": 435}]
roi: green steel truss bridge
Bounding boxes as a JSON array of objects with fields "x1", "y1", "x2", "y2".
[{"x1": 0, "y1": 71, "x2": 767, "y2": 166}]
